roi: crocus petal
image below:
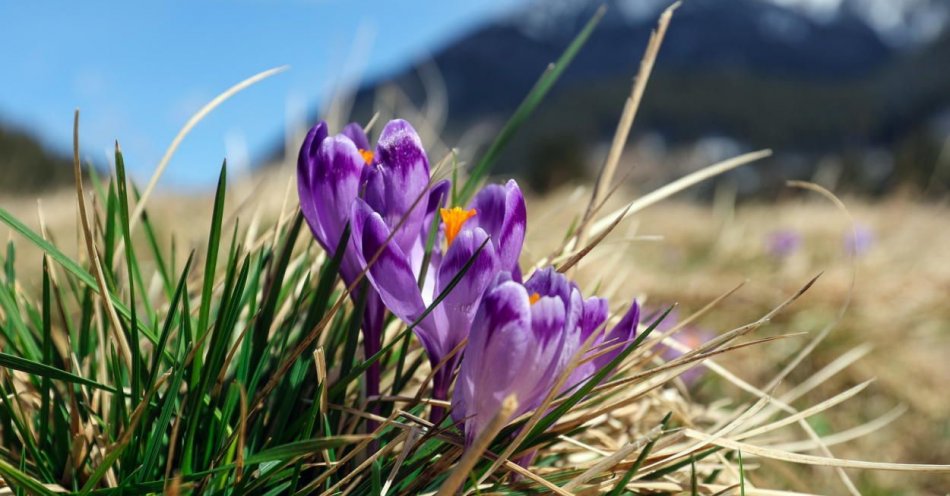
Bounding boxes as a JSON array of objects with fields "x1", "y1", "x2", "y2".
[
  {"x1": 353, "y1": 199, "x2": 449, "y2": 363},
  {"x1": 557, "y1": 288, "x2": 585, "y2": 373},
  {"x1": 580, "y1": 297, "x2": 609, "y2": 341},
  {"x1": 341, "y1": 122, "x2": 371, "y2": 152},
  {"x1": 452, "y1": 280, "x2": 532, "y2": 444},
  {"x1": 565, "y1": 296, "x2": 609, "y2": 389},
  {"x1": 364, "y1": 119, "x2": 431, "y2": 254},
  {"x1": 523, "y1": 267, "x2": 584, "y2": 380},
  {"x1": 297, "y1": 122, "x2": 329, "y2": 243},
  {"x1": 516, "y1": 295, "x2": 569, "y2": 409},
  {"x1": 564, "y1": 288, "x2": 583, "y2": 342},
  {"x1": 593, "y1": 300, "x2": 640, "y2": 371},
  {"x1": 530, "y1": 296, "x2": 567, "y2": 345},
  {"x1": 356, "y1": 205, "x2": 427, "y2": 325},
  {"x1": 430, "y1": 228, "x2": 497, "y2": 374},
  {"x1": 427, "y1": 179, "x2": 451, "y2": 218},
  {"x1": 469, "y1": 180, "x2": 527, "y2": 272},
  {"x1": 299, "y1": 133, "x2": 364, "y2": 253}
]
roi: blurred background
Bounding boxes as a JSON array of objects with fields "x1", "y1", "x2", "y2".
[
  {"x1": 2, "y1": 0, "x2": 949, "y2": 197},
  {"x1": 1, "y1": 0, "x2": 949, "y2": 493}
]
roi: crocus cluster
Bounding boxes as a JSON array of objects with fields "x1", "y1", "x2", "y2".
[
  {"x1": 298, "y1": 118, "x2": 639, "y2": 442},
  {"x1": 298, "y1": 118, "x2": 525, "y2": 407}
]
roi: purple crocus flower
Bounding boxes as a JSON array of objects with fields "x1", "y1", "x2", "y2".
[
  {"x1": 345, "y1": 133, "x2": 527, "y2": 409},
  {"x1": 452, "y1": 268, "x2": 639, "y2": 444},
  {"x1": 766, "y1": 229, "x2": 802, "y2": 259},
  {"x1": 298, "y1": 119, "x2": 446, "y2": 404},
  {"x1": 298, "y1": 121, "x2": 382, "y2": 401}
]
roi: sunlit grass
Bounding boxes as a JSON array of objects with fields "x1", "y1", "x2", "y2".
[{"x1": 0, "y1": 4, "x2": 948, "y2": 495}]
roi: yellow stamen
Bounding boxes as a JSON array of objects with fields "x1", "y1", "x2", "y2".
[
  {"x1": 439, "y1": 207, "x2": 477, "y2": 247},
  {"x1": 529, "y1": 292, "x2": 541, "y2": 305},
  {"x1": 358, "y1": 148, "x2": 374, "y2": 165}
]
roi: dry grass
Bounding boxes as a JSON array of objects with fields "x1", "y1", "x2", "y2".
[
  {"x1": 4, "y1": 169, "x2": 948, "y2": 494},
  {"x1": 1, "y1": 4, "x2": 947, "y2": 492},
  {"x1": 528, "y1": 187, "x2": 950, "y2": 494}
]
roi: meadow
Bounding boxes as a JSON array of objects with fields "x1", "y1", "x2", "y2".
[
  {"x1": 1, "y1": 161, "x2": 947, "y2": 493},
  {"x1": 0, "y1": 5, "x2": 948, "y2": 495}
]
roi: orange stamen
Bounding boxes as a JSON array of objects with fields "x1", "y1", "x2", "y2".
[
  {"x1": 358, "y1": 148, "x2": 374, "y2": 165},
  {"x1": 529, "y1": 292, "x2": 541, "y2": 305},
  {"x1": 439, "y1": 207, "x2": 477, "y2": 247}
]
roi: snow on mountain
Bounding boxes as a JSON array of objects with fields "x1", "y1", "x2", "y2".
[{"x1": 512, "y1": 0, "x2": 948, "y2": 47}]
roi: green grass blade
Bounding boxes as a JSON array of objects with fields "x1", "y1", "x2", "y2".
[
  {"x1": 372, "y1": 459, "x2": 382, "y2": 494},
  {"x1": 138, "y1": 358, "x2": 187, "y2": 481},
  {"x1": 0, "y1": 282, "x2": 41, "y2": 360},
  {"x1": 102, "y1": 182, "x2": 119, "y2": 274},
  {"x1": 302, "y1": 227, "x2": 349, "y2": 334},
  {"x1": 245, "y1": 436, "x2": 369, "y2": 464},
  {"x1": 114, "y1": 144, "x2": 142, "y2": 403},
  {"x1": 250, "y1": 212, "x2": 304, "y2": 372},
  {"x1": 4, "y1": 240, "x2": 15, "y2": 283},
  {"x1": 38, "y1": 259, "x2": 53, "y2": 453},
  {"x1": 78, "y1": 377, "x2": 170, "y2": 496},
  {"x1": 197, "y1": 160, "x2": 228, "y2": 341},
  {"x1": 0, "y1": 351, "x2": 118, "y2": 394},
  {"x1": 181, "y1": 254, "x2": 251, "y2": 470},
  {"x1": 0, "y1": 379, "x2": 54, "y2": 482},
  {"x1": 690, "y1": 456, "x2": 698, "y2": 496},
  {"x1": 134, "y1": 184, "x2": 174, "y2": 297},
  {"x1": 0, "y1": 207, "x2": 160, "y2": 345},
  {"x1": 0, "y1": 459, "x2": 57, "y2": 496},
  {"x1": 644, "y1": 448, "x2": 721, "y2": 480},
  {"x1": 336, "y1": 283, "x2": 368, "y2": 391},
  {"x1": 146, "y1": 252, "x2": 194, "y2": 391}
]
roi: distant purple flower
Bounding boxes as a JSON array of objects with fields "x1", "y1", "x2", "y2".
[
  {"x1": 844, "y1": 224, "x2": 874, "y2": 256},
  {"x1": 766, "y1": 229, "x2": 802, "y2": 258},
  {"x1": 452, "y1": 268, "x2": 639, "y2": 444},
  {"x1": 654, "y1": 309, "x2": 714, "y2": 387}
]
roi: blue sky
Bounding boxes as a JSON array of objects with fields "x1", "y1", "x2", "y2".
[{"x1": 0, "y1": 1, "x2": 521, "y2": 189}]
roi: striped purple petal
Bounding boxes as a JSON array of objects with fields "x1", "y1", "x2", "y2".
[
  {"x1": 452, "y1": 279, "x2": 533, "y2": 444},
  {"x1": 364, "y1": 119, "x2": 431, "y2": 255},
  {"x1": 592, "y1": 300, "x2": 639, "y2": 371},
  {"x1": 468, "y1": 180, "x2": 526, "y2": 273},
  {"x1": 436, "y1": 228, "x2": 498, "y2": 356},
  {"x1": 353, "y1": 200, "x2": 427, "y2": 326},
  {"x1": 340, "y1": 122, "x2": 371, "y2": 152}
]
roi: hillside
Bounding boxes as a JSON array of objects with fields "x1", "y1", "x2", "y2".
[
  {"x1": 0, "y1": 123, "x2": 77, "y2": 193},
  {"x1": 332, "y1": 0, "x2": 950, "y2": 193}
]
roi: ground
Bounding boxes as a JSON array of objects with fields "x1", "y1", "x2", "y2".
[
  {"x1": 2, "y1": 169, "x2": 947, "y2": 494},
  {"x1": 528, "y1": 188, "x2": 950, "y2": 494}
]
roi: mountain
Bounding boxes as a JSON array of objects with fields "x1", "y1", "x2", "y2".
[
  {"x1": 0, "y1": 123, "x2": 78, "y2": 193},
  {"x1": 315, "y1": 0, "x2": 950, "y2": 194}
]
